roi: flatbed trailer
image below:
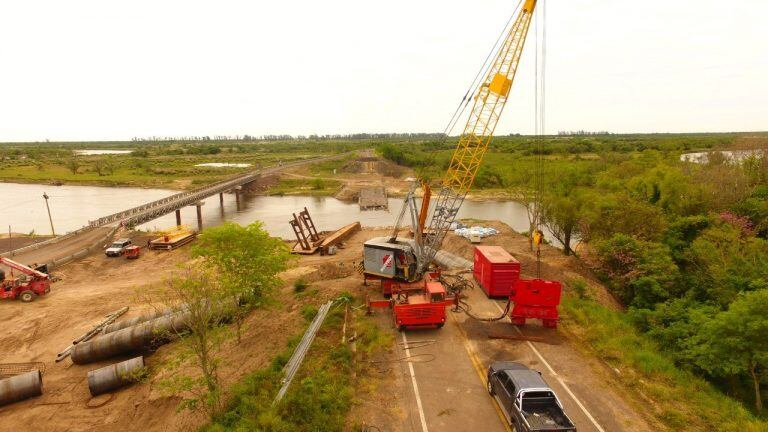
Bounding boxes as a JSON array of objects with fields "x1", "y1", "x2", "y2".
[{"x1": 149, "y1": 231, "x2": 196, "y2": 250}]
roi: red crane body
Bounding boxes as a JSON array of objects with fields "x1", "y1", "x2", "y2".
[{"x1": 0, "y1": 257, "x2": 52, "y2": 302}]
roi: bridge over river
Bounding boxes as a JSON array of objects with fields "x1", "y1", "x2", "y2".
[{"x1": 1, "y1": 153, "x2": 348, "y2": 269}]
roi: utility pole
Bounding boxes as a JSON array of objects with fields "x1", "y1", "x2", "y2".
[
  {"x1": 43, "y1": 192, "x2": 56, "y2": 237},
  {"x1": 7, "y1": 225, "x2": 12, "y2": 257}
]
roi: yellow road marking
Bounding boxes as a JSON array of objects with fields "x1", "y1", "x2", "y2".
[
  {"x1": 491, "y1": 301, "x2": 605, "y2": 432},
  {"x1": 450, "y1": 313, "x2": 514, "y2": 432}
]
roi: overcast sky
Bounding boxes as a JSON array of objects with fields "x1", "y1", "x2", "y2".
[{"x1": 0, "y1": 0, "x2": 766, "y2": 142}]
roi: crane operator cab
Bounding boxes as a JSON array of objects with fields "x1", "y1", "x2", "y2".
[{"x1": 362, "y1": 237, "x2": 419, "y2": 282}]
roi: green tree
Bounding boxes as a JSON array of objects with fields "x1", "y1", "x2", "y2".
[
  {"x1": 692, "y1": 289, "x2": 768, "y2": 413},
  {"x1": 630, "y1": 298, "x2": 718, "y2": 364},
  {"x1": 595, "y1": 234, "x2": 680, "y2": 308},
  {"x1": 65, "y1": 158, "x2": 80, "y2": 175},
  {"x1": 541, "y1": 189, "x2": 587, "y2": 255},
  {"x1": 192, "y1": 221, "x2": 291, "y2": 343},
  {"x1": 626, "y1": 165, "x2": 708, "y2": 217},
  {"x1": 687, "y1": 222, "x2": 768, "y2": 306},
  {"x1": 583, "y1": 193, "x2": 668, "y2": 242},
  {"x1": 93, "y1": 159, "x2": 114, "y2": 176},
  {"x1": 156, "y1": 267, "x2": 230, "y2": 419}
]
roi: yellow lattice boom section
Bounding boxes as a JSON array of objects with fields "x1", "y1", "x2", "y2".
[{"x1": 443, "y1": 0, "x2": 537, "y2": 194}]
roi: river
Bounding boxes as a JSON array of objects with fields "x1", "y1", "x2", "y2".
[{"x1": 0, "y1": 182, "x2": 552, "y2": 243}]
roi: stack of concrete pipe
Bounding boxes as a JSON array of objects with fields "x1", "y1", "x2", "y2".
[
  {"x1": 71, "y1": 311, "x2": 190, "y2": 364},
  {"x1": 101, "y1": 308, "x2": 175, "y2": 334},
  {"x1": 0, "y1": 304, "x2": 225, "y2": 406}
]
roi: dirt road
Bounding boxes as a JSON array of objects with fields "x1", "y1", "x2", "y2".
[{"x1": 1, "y1": 226, "x2": 115, "y2": 268}]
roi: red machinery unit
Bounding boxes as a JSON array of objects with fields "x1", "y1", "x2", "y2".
[
  {"x1": 124, "y1": 245, "x2": 141, "y2": 259},
  {"x1": 509, "y1": 279, "x2": 562, "y2": 328},
  {"x1": 473, "y1": 246, "x2": 520, "y2": 297},
  {"x1": 368, "y1": 273, "x2": 455, "y2": 331},
  {"x1": 0, "y1": 257, "x2": 51, "y2": 302}
]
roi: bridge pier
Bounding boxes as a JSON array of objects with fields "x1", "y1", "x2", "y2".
[
  {"x1": 219, "y1": 193, "x2": 224, "y2": 207},
  {"x1": 234, "y1": 186, "x2": 243, "y2": 211},
  {"x1": 175, "y1": 209, "x2": 181, "y2": 227},
  {"x1": 195, "y1": 202, "x2": 205, "y2": 232}
]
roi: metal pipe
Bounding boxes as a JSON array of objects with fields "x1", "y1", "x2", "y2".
[
  {"x1": 71, "y1": 313, "x2": 190, "y2": 364},
  {"x1": 102, "y1": 308, "x2": 174, "y2": 334},
  {"x1": 87, "y1": 357, "x2": 145, "y2": 396},
  {"x1": 0, "y1": 370, "x2": 43, "y2": 407}
]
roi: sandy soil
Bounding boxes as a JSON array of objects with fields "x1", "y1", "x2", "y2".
[{"x1": 0, "y1": 229, "x2": 368, "y2": 432}]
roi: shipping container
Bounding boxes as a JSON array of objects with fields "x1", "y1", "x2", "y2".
[{"x1": 473, "y1": 246, "x2": 520, "y2": 297}]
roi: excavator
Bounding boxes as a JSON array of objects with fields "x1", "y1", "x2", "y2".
[
  {"x1": 364, "y1": 0, "x2": 539, "y2": 330},
  {"x1": 0, "y1": 257, "x2": 52, "y2": 302}
]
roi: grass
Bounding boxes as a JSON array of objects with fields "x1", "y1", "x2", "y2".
[
  {"x1": 560, "y1": 296, "x2": 768, "y2": 431},
  {"x1": 267, "y1": 178, "x2": 342, "y2": 197}
]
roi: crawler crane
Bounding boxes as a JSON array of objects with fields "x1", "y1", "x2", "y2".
[{"x1": 364, "y1": 0, "x2": 539, "y2": 330}]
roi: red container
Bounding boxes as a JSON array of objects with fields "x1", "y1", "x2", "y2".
[
  {"x1": 473, "y1": 246, "x2": 520, "y2": 297},
  {"x1": 510, "y1": 279, "x2": 562, "y2": 328}
]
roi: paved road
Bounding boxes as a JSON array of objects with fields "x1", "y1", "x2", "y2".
[
  {"x1": 394, "y1": 285, "x2": 651, "y2": 432},
  {"x1": 1, "y1": 226, "x2": 114, "y2": 270}
]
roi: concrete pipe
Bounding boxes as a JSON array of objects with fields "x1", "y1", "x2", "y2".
[
  {"x1": 0, "y1": 371, "x2": 43, "y2": 407},
  {"x1": 434, "y1": 250, "x2": 473, "y2": 270},
  {"x1": 87, "y1": 356, "x2": 145, "y2": 396},
  {"x1": 102, "y1": 309, "x2": 174, "y2": 334},
  {"x1": 71, "y1": 312, "x2": 190, "y2": 365}
]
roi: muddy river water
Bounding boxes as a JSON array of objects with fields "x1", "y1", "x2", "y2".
[{"x1": 0, "y1": 182, "x2": 553, "y2": 243}]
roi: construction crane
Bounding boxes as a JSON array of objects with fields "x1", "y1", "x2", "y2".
[
  {"x1": 364, "y1": 0, "x2": 538, "y2": 282},
  {"x1": 0, "y1": 257, "x2": 51, "y2": 302},
  {"x1": 363, "y1": 0, "x2": 539, "y2": 329}
]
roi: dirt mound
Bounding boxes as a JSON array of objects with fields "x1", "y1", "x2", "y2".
[{"x1": 340, "y1": 157, "x2": 405, "y2": 178}]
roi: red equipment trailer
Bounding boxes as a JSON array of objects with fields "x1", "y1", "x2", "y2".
[
  {"x1": 509, "y1": 279, "x2": 562, "y2": 328},
  {"x1": 0, "y1": 257, "x2": 51, "y2": 303},
  {"x1": 473, "y1": 246, "x2": 520, "y2": 297},
  {"x1": 367, "y1": 272, "x2": 456, "y2": 331}
]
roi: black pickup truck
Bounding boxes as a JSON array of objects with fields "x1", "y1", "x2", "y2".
[{"x1": 487, "y1": 361, "x2": 576, "y2": 432}]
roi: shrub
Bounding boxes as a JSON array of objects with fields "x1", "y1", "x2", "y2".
[
  {"x1": 293, "y1": 278, "x2": 309, "y2": 293},
  {"x1": 301, "y1": 304, "x2": 318, "y2": 321}
]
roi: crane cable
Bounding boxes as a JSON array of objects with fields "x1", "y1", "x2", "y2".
[
  {"x1": 441, "y1": 0, "x2": 525, "y2": 139},
  {"x1": 533, "y1": 0, "x2": 547, "y2": 279},
  {"x1": 402, "y1": 1, "x2": 526, "y2": 246}
]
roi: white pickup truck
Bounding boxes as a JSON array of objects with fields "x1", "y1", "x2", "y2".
[{"x1": 105, "y1": 238, "x2": 132, "y2": 257}]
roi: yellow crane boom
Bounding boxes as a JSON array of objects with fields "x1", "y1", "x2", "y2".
[{"x1": 417, "y1": 0, "x2": 538, "y2": 275}]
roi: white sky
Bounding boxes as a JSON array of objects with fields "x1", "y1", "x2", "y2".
[{"x1": 0, "y1": 0, "x2": 766, "y2": 142}]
